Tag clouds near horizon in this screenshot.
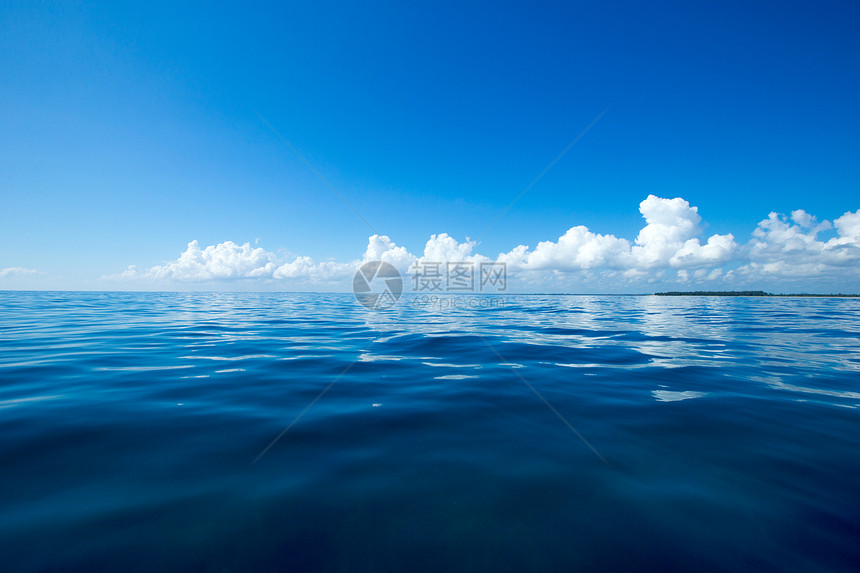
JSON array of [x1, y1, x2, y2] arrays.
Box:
[[103, 196, 860, 292]]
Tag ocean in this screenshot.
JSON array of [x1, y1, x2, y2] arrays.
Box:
[[1, 291, 858, 571]]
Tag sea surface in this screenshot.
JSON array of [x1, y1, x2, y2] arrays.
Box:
[[1, 291, 859, 572]]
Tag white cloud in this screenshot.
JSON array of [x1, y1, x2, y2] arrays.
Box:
[[107, 197, 860, 292], [668, 234, 736, 268], [419, 233, 485, 263], [503, 226, 630, 271], [363, 234, 417, 270], [631, 195, 737, 269], [734, 208, 860, 281], [834, 210, 860, 243], [499, 195, 737, 274], [632, 195, 703, 267], [141, 240, 279, 281], [111, 235, 414, 285], [0, 267, 40, 277]]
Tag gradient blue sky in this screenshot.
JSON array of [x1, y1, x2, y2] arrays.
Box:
[[2, 1, 859, 291]]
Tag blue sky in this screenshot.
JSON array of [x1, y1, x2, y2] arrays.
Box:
[[2, 1, 859, 292]]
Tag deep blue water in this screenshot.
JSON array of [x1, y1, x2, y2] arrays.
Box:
[[1, 292, 859, 572]]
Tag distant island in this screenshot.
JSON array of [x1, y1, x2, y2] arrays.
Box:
[[655, 291, 860, 297]]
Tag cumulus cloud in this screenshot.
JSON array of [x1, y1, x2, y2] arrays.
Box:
[[834, 210, 860, 243], [419, 233, 485, 263], [732, 208, 860, 282], [499, 195, 737, 275], [635, 196, 736, 269], [108, 196, 860, 291], [502, 226, 630, 271], [111, 235, 414, 284], [122, 240, 279, 281], [363, 234, 417, 270]]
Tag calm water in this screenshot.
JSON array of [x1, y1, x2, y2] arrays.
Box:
[[1, 292, 859, 572]]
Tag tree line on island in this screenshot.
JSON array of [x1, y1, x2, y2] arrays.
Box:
[[654, 291, 859, 297]]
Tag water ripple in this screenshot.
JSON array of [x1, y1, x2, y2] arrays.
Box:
[[0, 292, 858, 571]]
